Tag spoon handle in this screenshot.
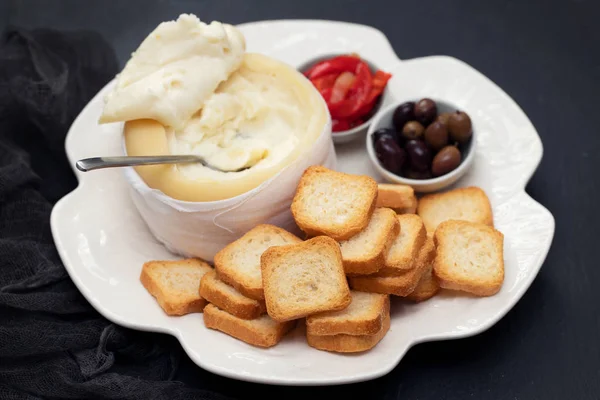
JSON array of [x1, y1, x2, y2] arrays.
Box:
[[75, 155, 201, 172]]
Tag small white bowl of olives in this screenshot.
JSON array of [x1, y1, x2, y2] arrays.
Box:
[[366, 98, 476, 193]]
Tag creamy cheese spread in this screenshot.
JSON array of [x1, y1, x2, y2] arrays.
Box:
[[99, 14, 328, 202], [167, 55, 304, 176], [100, 14, 245, 130]]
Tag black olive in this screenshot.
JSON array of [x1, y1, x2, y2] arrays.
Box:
[[414, 98, 438, 126], [372, 128, 401, 146], [405, 139, 432, 172], [375, 136, 406, 174], [392, 102, 415, 131]]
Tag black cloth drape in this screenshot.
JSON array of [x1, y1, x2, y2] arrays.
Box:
[[0, 27, 233, 400]]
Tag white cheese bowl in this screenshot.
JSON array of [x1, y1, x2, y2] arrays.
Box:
[[121, 115, 335, 262]]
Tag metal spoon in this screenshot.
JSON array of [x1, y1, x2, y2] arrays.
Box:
[[75, 155, 248, 173]]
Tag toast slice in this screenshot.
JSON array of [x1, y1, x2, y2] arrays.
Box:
[[433, 220, 504, 296], [339, 208, 399, 275], [261, 236, 351, 322], [140, 258, 212, 316], [291, 166, 378, 240], [417, 186, 494, 234], [405, 265, 440, 302], [306, 291, 389, 336], [203, 304, 296, 348], [378, 214, 427, 274], [214, 224, 301, 301], [199, 270, 266, 320], [349, 238, 436, 297], [306, 309, 391, 353], [376, 184, 417, 214]]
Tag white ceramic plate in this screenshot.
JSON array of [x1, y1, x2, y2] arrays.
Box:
[[50, 20, 555, 386]]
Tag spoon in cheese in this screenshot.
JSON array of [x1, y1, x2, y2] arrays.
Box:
[[75, 155, 250, 173]]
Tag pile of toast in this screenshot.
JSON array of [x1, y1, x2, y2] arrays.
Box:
[[140, 165, 504, 352]]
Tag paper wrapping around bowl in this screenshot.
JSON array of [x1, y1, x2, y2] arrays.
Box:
[[123, 121, 336, 262]]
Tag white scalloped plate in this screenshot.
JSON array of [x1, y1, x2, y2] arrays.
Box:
[[50, 20, 555, 385]]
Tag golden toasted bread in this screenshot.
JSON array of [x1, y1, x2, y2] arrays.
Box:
[[261, 236, 351, 322], [378, 214, 427, 274], [306, 308, 390, 353], [405, 265, 440, 302], [214, 224, 301, 301], [199, 270, 266, 320], [203, 304, 296, 348], [291, 166, 378, 240], [417, 186, 494, 234], [349, 238, 435, 296], [376, 184, 417, 214], [339, 208, 399, 275], [306, 291, 389, 336], [140, 258, 212, 316], [433, 220, 504, 296]]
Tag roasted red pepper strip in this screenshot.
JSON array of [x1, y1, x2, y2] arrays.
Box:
[[319, 87, 333, 103], [303, 60, 324, 78], [354, 93, 381, 119], [330, 71, 356, 104], [310, 73, 338, 92], [354, 70, 392, 117], [352, 118, 365, 127], [372, 70, 392, 89], [354, 98, 377, 119], [327, 61, 373, 119], [332, 119, 351, 132], [304, 53, 361, 77], [307, 55, 362, 80], [306, 54, 392, 130]]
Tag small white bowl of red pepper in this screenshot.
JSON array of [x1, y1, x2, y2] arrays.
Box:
[[299, 54, 392, 144]]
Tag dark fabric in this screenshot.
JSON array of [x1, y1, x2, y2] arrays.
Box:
[[0, 28, 234, 400]]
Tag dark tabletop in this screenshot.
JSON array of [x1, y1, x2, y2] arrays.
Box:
[[4, 0, 599, 399]]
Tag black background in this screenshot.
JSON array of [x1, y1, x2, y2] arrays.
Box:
[[3, 0, 599, 399]]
